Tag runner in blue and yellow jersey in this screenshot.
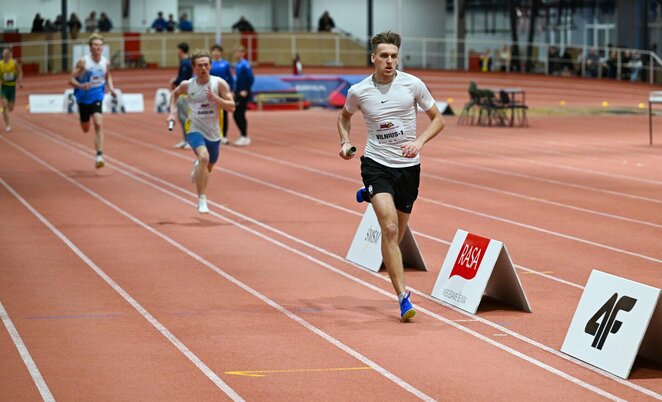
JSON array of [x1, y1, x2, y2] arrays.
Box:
[[167, 50, 235, 214], [0, 47, 23, 132], [69, 33, 115, 169]]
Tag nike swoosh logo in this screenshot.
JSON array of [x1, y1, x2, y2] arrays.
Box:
[[381, 100, 389, 104]]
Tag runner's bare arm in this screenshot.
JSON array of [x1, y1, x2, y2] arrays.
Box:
[[16, 61, 23, 88], [208, 79, 235, 112], [337, 108, 355, 159], [167, 81, 188, 124], [401, 104, 445, 158], [106, 60, 115, 95], [68, 59, 88, 90]]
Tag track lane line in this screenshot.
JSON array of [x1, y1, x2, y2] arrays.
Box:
[[248, 134, 661, 229], [1, 135, 435, 402], [104, 124, 662, 264], [0, 179, 244, 402], [8, 124, 639, 401], [13, 119, 662, 398], [219, 121, 662, 205], [0, 300, 54, 402]]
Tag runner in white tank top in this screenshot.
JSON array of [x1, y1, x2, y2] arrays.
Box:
[[185, 75, 224, 141], [337, 31, 445, 321], [167, 50, 234, 214]]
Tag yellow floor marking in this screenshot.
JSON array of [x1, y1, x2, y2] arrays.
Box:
[[225, 366, 372, 378]]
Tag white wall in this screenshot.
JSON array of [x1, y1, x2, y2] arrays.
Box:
[[1, 0, 122, 32], [178, 0, 272, 32], [130, 0, 178, 32], [310, 0, 445, 40]]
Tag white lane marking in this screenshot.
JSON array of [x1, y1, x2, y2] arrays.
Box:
[[0, 300, 55, 401], [0, 180, 244, 402], [14, 120, 661, 399], [7, 129, 629, 402], [1, 136, 434, 402]]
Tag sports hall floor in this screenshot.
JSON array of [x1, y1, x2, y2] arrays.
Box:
[[0, 67, 660, 401]]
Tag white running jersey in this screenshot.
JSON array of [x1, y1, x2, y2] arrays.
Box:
[[185, 76, 223, 141], [344, 71, 435, 168]]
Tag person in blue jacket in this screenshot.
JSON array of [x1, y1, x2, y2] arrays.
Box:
[[170, 42, 193, 149], [232, 46, 254, 146], [209, 44, 234, 144]]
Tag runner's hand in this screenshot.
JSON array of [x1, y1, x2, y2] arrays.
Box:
[[205, 87, 217, 102], [401, 141, 421, 158], [339, 142, 354, 160]]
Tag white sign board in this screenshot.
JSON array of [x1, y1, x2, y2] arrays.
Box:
[[29, 95, 68, 114], [29, 89, 143, 114], [102, 89, 125, 114], [561, 270, 661, 379], [120, 94, 145, 113], [431, 229, 531, 314], [346, 204, 427, 272], [154, 88, 171, 113], [63, 89, 77, 113], [650, 91, 662, 103]]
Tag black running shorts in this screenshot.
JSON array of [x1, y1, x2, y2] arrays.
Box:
[[360, 156, 420, 214], [78, 101, 103, 123]]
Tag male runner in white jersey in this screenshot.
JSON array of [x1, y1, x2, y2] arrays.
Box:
[[167, 50, 235, 213], [337, 31, 445, 321]]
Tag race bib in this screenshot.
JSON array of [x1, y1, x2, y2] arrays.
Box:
[[192, 102, 216, 120], [3, 72, 15, 81], [373, 119, 405, 144]]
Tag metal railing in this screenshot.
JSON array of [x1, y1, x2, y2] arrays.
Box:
[[5, 32, 662, 84]]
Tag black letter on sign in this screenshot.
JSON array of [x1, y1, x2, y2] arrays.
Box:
[[585, 293, 637, 350]]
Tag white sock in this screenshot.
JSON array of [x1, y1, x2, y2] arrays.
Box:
[[199, 195, 206, 201], [398, 291, 408, 303]]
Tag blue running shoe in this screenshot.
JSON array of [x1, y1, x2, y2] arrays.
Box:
[[399, 291, 416, 321], [356, 187, 370, 203]]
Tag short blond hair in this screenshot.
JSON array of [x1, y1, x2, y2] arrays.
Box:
[[191, 49, 211, 66], [88, 33, 104, 47]]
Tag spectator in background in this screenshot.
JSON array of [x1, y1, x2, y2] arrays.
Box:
[[85, 11, 97, 33], [293, 53, 302, 75], [178, 14, 193, 32], [151, 12, 167, 32], [629, 51, 643, 81], [479, 48, 492, 72], [53, 15, 63, 32], [561, 47, 575, 76], [604, 49, 618, 79], [621, 50, 632, 80], [68, 13, 82, 39], [98, 12, 113, 32], [232, 16, 254, 33], [43, 19, 56, 32], [210, 44, 234, 144], [548, 45, 561, 75], [166, 14, 177, 32], [498, 44, 511, 72], [31, 13, 44, 33], [583, 48, 600, 78], [317, 11, 335, 32], [232, 46, 254, 146]]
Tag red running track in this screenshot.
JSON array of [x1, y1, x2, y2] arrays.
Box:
[[1, 69, 661, 401]]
